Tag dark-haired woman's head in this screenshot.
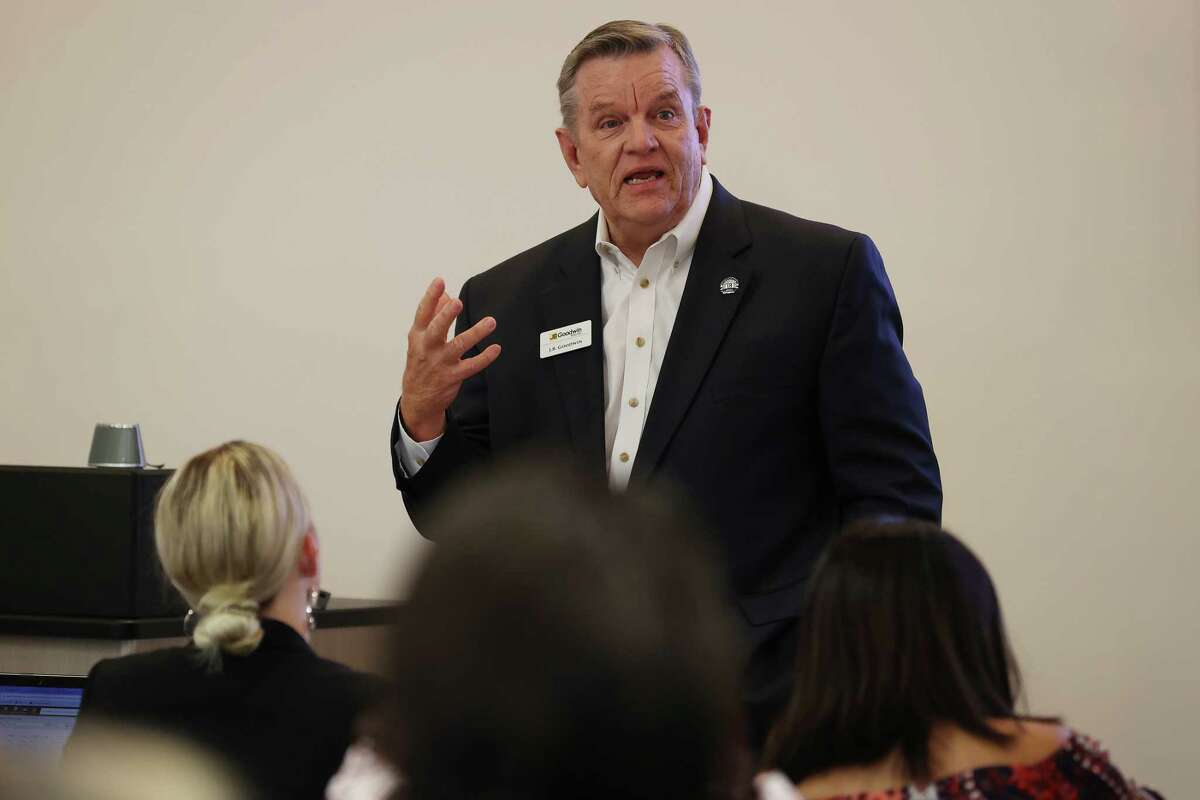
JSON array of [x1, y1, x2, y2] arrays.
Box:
[[383, 458, 746, 800], [763, 519, 1021, 784]]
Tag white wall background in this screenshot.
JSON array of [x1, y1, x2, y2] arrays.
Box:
[[2, 1, 1196, 793]]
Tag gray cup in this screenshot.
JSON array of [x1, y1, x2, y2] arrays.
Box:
[[87, 423, 146, 468]]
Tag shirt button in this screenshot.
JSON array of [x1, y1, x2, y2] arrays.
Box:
[[416, 458, 425, 467], [639, 278, 650, 288], [628, 398, 639, 408], [619, 452, 630, 463], [635, 336, 645, 348]]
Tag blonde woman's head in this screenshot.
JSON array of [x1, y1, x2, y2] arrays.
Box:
[[154, 441, 313, 659]]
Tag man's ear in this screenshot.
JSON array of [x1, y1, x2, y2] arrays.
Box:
[[695, 105, 712, 166], [555, 127, 589, 188], [298, 528, 319, 579]]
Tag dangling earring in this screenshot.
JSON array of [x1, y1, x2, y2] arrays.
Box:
[[183, 608, 198, 638], [305, 587, 320, 632]]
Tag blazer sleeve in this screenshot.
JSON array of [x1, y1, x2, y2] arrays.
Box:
[[818, 234, 942, 523], [75, 658, 115, 718], [62, 657, 118, 761], [391, 276, 493, 533]]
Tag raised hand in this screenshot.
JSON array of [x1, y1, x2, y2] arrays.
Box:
[[399, 277, 501, 441]]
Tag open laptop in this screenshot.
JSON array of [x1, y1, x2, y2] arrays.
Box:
[[0, 674, 87, 760]]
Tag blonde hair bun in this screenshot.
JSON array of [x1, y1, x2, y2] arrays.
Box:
[[192, 585, 264, 656]]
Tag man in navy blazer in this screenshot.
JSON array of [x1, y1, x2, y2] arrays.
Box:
[[390, 20, 941, 744]]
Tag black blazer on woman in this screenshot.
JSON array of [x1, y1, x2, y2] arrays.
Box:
[[68, 620, 380, 800]]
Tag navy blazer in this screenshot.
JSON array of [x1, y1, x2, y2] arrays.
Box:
[[391, 176, 941, 719], [68, 620, 380, 800]]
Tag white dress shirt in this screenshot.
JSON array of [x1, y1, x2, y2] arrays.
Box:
[[396, 169, 714, 491]]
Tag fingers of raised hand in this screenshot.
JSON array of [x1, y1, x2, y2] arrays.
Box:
[[447, 316, 497, 360], [422, 295, 463, 346], [455, 343, 502, 380], [433, 292, 454, 318], [413, 278, 446, 328]]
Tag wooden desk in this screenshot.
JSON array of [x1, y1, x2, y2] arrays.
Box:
[[0, 598, 397, 676]]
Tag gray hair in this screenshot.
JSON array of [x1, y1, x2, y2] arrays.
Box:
[[557, 20, 702, 131]]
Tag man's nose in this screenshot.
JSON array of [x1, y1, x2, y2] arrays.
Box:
[[623, 117, 659, 153]]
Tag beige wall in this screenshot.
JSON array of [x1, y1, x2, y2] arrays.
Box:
[[2, 1, 1196, 793]]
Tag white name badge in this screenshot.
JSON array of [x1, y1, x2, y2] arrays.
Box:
[[539, 320, 592, 359]]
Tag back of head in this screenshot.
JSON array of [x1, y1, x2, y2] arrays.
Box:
[[385, 459, 744, 800], [764, 519, 1020, 784], [154, 440, 310, 661]]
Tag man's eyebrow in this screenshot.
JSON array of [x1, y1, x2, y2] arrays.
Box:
[[587, 99, 616, 114], [653, 89, 683, 105]]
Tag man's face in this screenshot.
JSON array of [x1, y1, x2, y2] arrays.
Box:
[[556, 46, 711, 247]]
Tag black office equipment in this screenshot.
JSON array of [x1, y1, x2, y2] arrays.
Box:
[[0, 466, 186, 618]]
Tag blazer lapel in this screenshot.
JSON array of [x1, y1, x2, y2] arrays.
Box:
[[538, 216, 607, 478], [630, 177, 753, 484]]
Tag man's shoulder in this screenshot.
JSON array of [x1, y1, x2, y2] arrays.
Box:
[[737, 196, 867, 259], [464, 216, 596, 296], [704, 175, 866, 257]]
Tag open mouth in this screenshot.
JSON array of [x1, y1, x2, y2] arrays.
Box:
[[624, 170, 665, 185]]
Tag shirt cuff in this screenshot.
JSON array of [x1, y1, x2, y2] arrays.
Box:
[[395, 407, 443, 477]]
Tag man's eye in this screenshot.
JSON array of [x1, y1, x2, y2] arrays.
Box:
[[599, 119, 621, 130], [657, 109, 676, 121]]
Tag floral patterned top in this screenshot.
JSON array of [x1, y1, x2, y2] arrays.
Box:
[[756, 730, 1163, 800]]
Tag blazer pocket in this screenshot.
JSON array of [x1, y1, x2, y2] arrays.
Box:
[[736, 578, 809, 627]]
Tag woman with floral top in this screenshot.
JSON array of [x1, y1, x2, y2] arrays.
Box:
[[759, 520, 1161, 800]]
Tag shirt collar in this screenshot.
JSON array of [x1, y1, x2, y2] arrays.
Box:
[[594, 167, 713, 268]]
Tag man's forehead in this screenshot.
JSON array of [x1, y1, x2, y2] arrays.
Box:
[[575, 49, 687, 103]]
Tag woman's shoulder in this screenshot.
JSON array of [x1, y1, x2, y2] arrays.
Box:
[[1047, 729, 1163, 798], [301, 654, 387, 706], [757, 725, 1163, 800], [80, 645, 208, 714], [945, 725, 1161, 800], [87, 645, 202, 687]]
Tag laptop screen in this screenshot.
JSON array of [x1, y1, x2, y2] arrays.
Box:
[[0, 674, 86, 760]]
